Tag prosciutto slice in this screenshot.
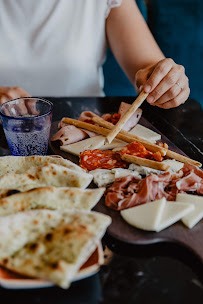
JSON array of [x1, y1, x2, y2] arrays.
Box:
[[105, 172, 171, 210], [105, 163, 203, 210], [176, 163, 203, 195]]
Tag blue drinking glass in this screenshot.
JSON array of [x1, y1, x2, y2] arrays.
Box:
[[0, 97, 53, 156]]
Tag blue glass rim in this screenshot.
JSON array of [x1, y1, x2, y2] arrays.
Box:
[[0, 97, 53, 120]]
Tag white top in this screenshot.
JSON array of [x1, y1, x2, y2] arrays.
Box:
[[0, 0, 122, 97]]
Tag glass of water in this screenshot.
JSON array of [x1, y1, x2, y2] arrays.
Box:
[[0, 97, 53, 156]]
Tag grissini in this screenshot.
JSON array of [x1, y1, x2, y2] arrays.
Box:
[[104, 90, 149, 144], [92, 116, 166, 156], [165, 149, 201, 168], [92, 117, 202, 168], [121, 154, 170, 171], [61, 118, 167, 156]]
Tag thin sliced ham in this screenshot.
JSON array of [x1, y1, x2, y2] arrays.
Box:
[[105, 163, 203, 210], [118, 102, 142, 131], [176, 163, 203, 195], [51, 125, 88, 145], [80, 129, 97, 138], [78, 111, 99, 121], [53, 104, 142, 147], [105, 172, 171, 210]]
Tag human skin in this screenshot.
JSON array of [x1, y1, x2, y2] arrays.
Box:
[[0, 87, 31, 105], [106, 0, 190, 109], [0, 0, 189, 108]]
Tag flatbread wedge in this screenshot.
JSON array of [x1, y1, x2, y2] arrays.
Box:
[[0, 164, 93, 191], [0, 187, 105, 216], [0, 210, 111, 288], [0, 155, 83, 176]]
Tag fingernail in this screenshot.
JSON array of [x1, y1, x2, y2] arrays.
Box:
[[148, 96, 154, 103], [139, 85, 143, 92], [144, 85, 151, 93]]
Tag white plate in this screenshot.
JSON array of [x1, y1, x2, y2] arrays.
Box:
[[0, 243, 103, 289]]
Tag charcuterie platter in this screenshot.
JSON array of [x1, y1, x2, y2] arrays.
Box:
[[49, 104, 203, 263]]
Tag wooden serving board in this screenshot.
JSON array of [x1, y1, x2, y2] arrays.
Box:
[[49, 118, 203, 263]]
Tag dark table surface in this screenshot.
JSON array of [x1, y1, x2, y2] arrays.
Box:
[[0, 97, 203, 303]]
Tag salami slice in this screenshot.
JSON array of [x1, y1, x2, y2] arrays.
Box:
[[120, 141, 163, 162], [79, 149, 128, 171], [105, 113, 121, 125]]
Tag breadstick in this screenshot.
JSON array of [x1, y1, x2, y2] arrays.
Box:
[[105, 91, 149, 144], [92, 116, 167, 156], [92, 116, 202, 168], [166, 150, 201, 168], [121, 154, 170, 171], [61, 117, 166, 155]]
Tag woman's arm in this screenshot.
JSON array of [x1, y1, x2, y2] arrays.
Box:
[[106, 0, 190, 109]]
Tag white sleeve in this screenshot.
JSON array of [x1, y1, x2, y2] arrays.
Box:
[[105, 0, 122, 18]]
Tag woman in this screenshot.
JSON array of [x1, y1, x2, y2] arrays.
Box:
[[0, 0, 189, 109]]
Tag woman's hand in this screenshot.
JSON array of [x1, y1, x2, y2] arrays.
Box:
[[0, 86, 31, 104], [135, 58, 190, 109]]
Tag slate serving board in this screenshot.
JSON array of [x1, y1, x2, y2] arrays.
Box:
[[49, 118, 203, 263]]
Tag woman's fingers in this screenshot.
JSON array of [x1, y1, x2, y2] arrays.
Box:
[[143, 58, 174, 93], [0, 86, 31, 104], [152, 74, 189, 106], [157, 87, 190, 109], [146, 65, 184, 104], [135, 58, 190, 109]]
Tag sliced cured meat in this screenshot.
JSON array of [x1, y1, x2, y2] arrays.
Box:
[[101, 113, 111, 121], [51, 125, 88, 146], [79, 149, 128, 171], [175, 163, 203, 194], [58, 120, 68, 129], [105, 172, 171, 210], [80, 129, 97, 138], [118, 102, 142, 131], [105, 163, 203, 211], [176, 172, 202, 192], [78, 111, 99, 122], [105, 113, 121, 125], [120, 141, 163, 162]]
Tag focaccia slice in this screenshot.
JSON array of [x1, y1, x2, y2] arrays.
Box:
[[0, 210, 111, 289], [0, 187, 105, 216], [0, 155, 83, 176], [0, 164, 93, 191]]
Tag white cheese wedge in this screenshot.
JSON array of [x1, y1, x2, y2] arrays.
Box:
[[60, 136, 126, 156], [120, 198, 166, 231], [156, 201, 194, 232], [162, 159, 184, 173], [89, 169, 115, 187], [111, 168, 141, 179], [176, 193, 203, 228], [99, 139, 126, 150], [130, 124, 161, 143]]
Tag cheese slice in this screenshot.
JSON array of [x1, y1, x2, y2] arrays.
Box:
[[156, 201, 194, 232], [130, 124, 161, 143], [120, 198, 166, 231], [176, 193, 203, 228], [89, 169, 115, 187], [111, 168, 141, 179], [128, 163, 163, 176], [162, 159, 184, 173], [60, 136, 126, 156]]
